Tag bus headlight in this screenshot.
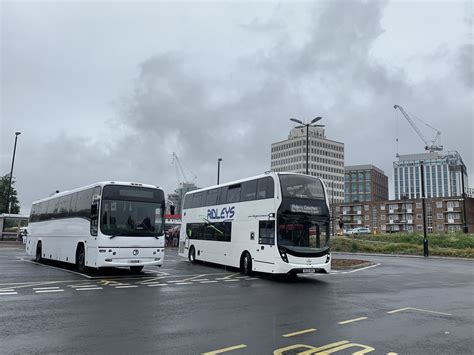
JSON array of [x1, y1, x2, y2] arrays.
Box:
[[278, 247, 288, 263]]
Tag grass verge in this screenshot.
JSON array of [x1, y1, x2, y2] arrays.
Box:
[[331, 233, 474, 258]]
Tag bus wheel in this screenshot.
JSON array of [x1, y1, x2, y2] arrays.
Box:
[[188, 246, 196, 263], [241, 252, 252, 276], [130, 266, 144, 274], [76, 244, 86, 273], [35, 242, 43, 263]]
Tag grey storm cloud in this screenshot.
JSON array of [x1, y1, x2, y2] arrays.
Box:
[[2, 0, 472, 212]]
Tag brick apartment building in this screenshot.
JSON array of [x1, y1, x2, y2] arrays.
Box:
[[335, 196, 474, 234]]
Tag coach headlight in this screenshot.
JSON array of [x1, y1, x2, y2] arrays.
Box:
[[278, 247, 288, 263]]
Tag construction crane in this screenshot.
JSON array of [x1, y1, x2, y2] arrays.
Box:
[[394, 104, 443, 154], [172, 152, 197, 186]]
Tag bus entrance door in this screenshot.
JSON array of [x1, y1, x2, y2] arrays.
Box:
[[254, 220, 276, 273]]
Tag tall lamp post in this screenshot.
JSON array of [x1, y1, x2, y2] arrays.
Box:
[[420, 161, 429, 257], [217, 158, 222, 185], [289, 117, 323, 175], [460, 164, 468, 233], [5, 132, 21, 213]]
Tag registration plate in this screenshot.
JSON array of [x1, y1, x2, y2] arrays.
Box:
[[130, 260, 140, 263], [302, 268, 315, 273]]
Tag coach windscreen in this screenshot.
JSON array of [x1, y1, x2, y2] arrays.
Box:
[[100, 185, 165, 237]]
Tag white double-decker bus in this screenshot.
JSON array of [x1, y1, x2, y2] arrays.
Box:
[[26, 182, 166, 273], [178, 172, 331, 276]]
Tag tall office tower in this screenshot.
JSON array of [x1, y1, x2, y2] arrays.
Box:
[[393, 151, 468, 199], [271, 126, 345, 204], [344, 165, 389, 203]]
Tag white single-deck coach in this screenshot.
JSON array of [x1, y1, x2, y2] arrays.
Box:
[[26, 181, 166, 273], [178, 172, 331, 276]]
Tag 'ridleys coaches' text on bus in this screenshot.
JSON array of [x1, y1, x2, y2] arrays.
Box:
[[178, 172, 331, 276], [26, 182, 166, 273]]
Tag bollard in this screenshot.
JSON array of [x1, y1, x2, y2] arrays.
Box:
[[423, 237, 429, 257]]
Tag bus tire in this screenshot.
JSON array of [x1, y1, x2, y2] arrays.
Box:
[[35, 242, 43, 263], [241, 252, 252, 276], [76, 244, 86, 273], [130, 266, 144, 273], [188, 246, 196, 264]]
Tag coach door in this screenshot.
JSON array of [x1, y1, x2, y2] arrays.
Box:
[[90, 187, 101, 237], [254, 220, 276, 272]]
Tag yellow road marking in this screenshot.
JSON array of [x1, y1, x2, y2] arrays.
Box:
[[202, 344, 247, 354], [282, 328, 317, 337], [317, 342, 375, 354], [387, 352, 398, 355], [221, 273, 240, 280], [273, 341, 349, 355], [338, 317, 368, 325], [387, 307, 452, 316]]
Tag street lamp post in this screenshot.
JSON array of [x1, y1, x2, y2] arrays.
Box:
[[5, 132, 21, 214], [460, 164, 468, 233], [420, 161, 429, 257], [290, 117, 323, 175], [217, 158, 222, 185]]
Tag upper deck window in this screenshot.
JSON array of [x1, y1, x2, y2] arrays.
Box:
[[279, 174, 325, 200]]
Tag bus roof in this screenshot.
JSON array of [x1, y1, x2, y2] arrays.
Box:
[[184, 172, 324, 196], [32, 181, 162, 205]]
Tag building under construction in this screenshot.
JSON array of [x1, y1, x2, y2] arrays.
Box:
[[393, 151, 468, 200]]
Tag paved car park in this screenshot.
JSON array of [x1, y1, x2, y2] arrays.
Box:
[[0, 245, 473, 354]]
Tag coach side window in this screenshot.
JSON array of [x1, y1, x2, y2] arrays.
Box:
[[257, 177, 274, 199], [30, 204, 38, 222], [58, 196, 71, 218], [227, 184, 241, 203], [183, 194, 193, 209], [241, 180, 257, 201], [218, 186, 228, 205], [191, 193, 202, 208], [46, 198, 58, 220], [206, 189, 218, 206], [69, 193, 78, 217], [200, 191, 208, 207], [76, 188, 94, 219], [38, 201, 48, 222]]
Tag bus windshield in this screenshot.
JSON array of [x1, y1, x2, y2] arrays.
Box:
[[100, 186, 165, 237], [277, 216, 329, 249], [279, 174, 325, 200]]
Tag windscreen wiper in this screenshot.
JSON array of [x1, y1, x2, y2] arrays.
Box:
[[109, 232, 130, 239]]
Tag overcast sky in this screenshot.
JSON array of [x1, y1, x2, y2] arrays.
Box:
[[1, 0, 473, 214]]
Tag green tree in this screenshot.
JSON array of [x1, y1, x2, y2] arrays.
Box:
[[0, 174, 20, 214]]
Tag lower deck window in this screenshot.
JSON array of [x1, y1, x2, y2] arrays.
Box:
[[186, 222, 231, 242]]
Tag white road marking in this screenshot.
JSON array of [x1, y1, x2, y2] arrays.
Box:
[[387, 307, 452, 316], [147, 283, 167, 287], [0, 292, 18, 296], [337, 263, 381, 274], [35, 289, 64, 293], [114, 285, 138, 289], [175, 282, 193, 285], [76, 287, 103, 291], [33, 286, 60, 290], [200, 281, 218, 284], [223, 279, 240, 282]]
